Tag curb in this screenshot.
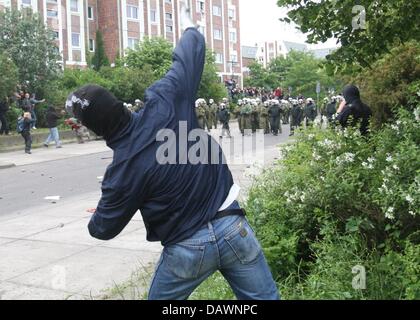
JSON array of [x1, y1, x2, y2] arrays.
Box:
[[0, 162, 15, 169]]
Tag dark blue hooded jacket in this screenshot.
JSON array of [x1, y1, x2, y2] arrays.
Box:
[[88, 28, 234, 246]]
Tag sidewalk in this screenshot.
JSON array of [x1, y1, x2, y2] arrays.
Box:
[[0, 125, 289, 300], [0, 140, 110, 168]]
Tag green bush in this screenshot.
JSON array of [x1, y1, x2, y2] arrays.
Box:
[[246, 107, 420, 299], [5, 105, 22, 132], [351, 41, 420, 127], [100, 66, 155, 102]]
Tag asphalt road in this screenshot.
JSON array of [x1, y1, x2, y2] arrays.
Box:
[[0, 124, 290, 217], [0, 151, 113, 216]]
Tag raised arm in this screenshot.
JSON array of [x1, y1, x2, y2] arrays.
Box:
[[163, 27, 205, 102]]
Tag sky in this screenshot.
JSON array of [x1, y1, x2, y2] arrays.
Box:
[[240, 0, 337, 49]]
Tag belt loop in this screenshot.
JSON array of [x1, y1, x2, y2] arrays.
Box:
[[207, 221, 216, 242]]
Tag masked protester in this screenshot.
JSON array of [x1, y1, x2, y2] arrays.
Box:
[[65, 1, 278, 301], [336, 85, 372, 135]]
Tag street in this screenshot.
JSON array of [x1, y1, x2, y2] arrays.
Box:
[[0, 123, 291, 300]]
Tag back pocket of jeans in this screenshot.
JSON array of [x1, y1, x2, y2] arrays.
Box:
[[163, 244, 206, 279], [224, 219, 262, 264]]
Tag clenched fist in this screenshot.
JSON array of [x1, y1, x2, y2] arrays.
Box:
[[180, 0, 196, 31]]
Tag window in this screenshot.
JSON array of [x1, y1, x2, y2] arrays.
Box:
[[196, 0, 204, 13], [165, 13, 172, 20], [21, 0, 31, 6], [88, 6, 94, 20], [215, 53, 223, 64], [229, 31, 236, 43], [70, 0, 78, 12], [127, 5, 139, 19], [213, 5, 221, 16], [72, 33, 80, 47], [166, 25, 173, 33], [165, 0, 171, 3], [52, 31, 59, 40], [47, 9, 58, 18], [230, 53, 238, 63], [198, 26, 205, 36], [150, 9, 157, 23], [228, 8, 235, 19], [127, 37, 139, 49], [213, 29, 222, 40], [89, 39, 95, 52]]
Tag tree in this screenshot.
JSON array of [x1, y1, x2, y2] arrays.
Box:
[[197, 50, 227, 102], [125, 38, 226, 101], [244, 51, 340, 98], [100, 65, 155, 102], [0, 8, 61, 96], [283, 51, 339, 99], [244, 61, 274, 88], [91, 31, 109, 71], [124, 37, 173, 79], [351, 41, 420, 127], [277, 0, 420, 73], [0, 53, 18, 99]]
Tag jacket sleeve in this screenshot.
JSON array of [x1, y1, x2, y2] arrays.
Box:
[[149, 28, 205, 109], [88, 187, 139, 240], [336, 106, 352, 127]]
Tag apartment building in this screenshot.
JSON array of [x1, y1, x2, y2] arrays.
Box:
[[0, 0, 242, 84]]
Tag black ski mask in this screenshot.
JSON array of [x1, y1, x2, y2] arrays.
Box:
[[66, 85, 131, 141], [343, 85, 361, 105]]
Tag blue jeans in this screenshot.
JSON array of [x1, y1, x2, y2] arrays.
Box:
[[44, 127, 61, 147], [30, 110, 37, 128], [148, 202, 280, 300]]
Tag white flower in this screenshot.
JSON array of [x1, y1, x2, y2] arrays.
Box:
[[362, 162, 374, 169], [386, 155, 393, 162], [385, 207, 395, 220], [308, 134, 315, 140], [405, 195, 414, 204], [414, 107, 420, 122], [312, 152, 321, 161], [393, 165, 399, 171], [300, 194, 306, 202], [409, 211, 415, 217], [367, 157, 375, 163], [391, 124, 399, 131]]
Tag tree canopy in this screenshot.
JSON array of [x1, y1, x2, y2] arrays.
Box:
[[245, 51, 340, 98], [0, 53, 18, 100], [124, 37, 173, 79], [0, 8, 61, 96], [91, 31, 110, 71], [277, 0, 420, 73]]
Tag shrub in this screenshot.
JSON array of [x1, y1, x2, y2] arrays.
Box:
[[246, 107, 420, 299], [6, 105, 22, 132], [351, 41, 420, 127]]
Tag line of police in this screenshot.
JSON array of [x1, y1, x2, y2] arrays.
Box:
[[193, 95, 342, 137]]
